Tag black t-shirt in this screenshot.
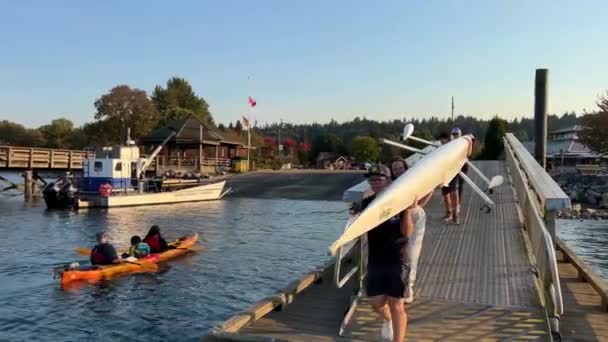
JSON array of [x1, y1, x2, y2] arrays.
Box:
[[360, 195, 407, 266], [461, 162, 469, 174], [90, 243, 118, 265]]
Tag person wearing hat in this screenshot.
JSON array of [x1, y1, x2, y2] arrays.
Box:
[[390, 156, 433, 304], [90, 232, 121, 265], [358, 163, 415, 342], [451, 128, 469, 219]]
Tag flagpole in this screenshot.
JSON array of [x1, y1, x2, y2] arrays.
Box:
[[247, 76, 252, 172]]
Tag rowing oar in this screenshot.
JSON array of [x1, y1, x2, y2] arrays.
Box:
[[74, 248, 158, 272]]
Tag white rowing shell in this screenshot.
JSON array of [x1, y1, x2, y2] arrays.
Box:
[[328, 135, 473, 256]]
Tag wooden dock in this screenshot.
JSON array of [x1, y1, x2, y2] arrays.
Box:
[[206, 161, 554, 341], [556, 240, 608, 341], [0, 145, 92, 170]]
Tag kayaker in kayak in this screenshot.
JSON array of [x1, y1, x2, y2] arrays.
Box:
[[121, 235, 151, 259], [143, 225, 170, 253], [90, 232, 121, 265]]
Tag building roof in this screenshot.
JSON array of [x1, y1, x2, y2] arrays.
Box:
[[524, 140, 597, 158], [315, 152, 339, 162], [140, 115, 244, 146], [549, 125, 584, 135]]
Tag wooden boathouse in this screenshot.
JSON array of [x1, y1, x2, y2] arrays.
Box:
[[140, 115, 252, 174]]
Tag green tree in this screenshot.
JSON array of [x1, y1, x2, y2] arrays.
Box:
[[94, 85, 160, 142], [479, 116, 507, 160], [578, 93, 608, 156], [79, 120, 121, 147], [0, 120, 30, 145], [152, 77, 213, 126], [311, 133, 346, 159], [218, 123, 226, 131], [235, 120, 243, 134], [352, 136, 380, 162], [38, 118, 74, 148]]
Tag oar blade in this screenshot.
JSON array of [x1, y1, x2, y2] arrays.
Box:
[[401, 124, 415, 141], [487, 175, 504, 190]]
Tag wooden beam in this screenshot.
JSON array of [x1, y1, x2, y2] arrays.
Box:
[[556, 239, 608, 311]]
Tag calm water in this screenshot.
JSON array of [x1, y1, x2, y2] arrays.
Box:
[[0, 194, 346, 342], [558, 219, 608, 279]]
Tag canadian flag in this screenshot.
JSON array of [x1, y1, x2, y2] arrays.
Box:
[[248, 96, 257, 107]]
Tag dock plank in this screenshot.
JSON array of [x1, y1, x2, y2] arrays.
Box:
[[557, 250, 608, 341]]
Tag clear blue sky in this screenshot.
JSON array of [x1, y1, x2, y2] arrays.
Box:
[[1, 0, 607, 128]]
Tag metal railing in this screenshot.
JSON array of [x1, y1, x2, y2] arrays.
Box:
[[504, 133, 570, 337]]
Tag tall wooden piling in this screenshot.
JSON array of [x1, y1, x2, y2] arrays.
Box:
[[23, 170, 33, 199], [534, 69, 549, 169]]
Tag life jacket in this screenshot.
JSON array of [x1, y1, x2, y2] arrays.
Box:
[[144, 234, 160, 253], [90, 246, 107, 265], [129, 243, 150, 258]]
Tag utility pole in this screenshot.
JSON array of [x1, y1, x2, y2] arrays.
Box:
[[451, 96, 455, 130], [278, 119, 283, 159]]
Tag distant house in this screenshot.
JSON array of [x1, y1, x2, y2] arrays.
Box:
[[315, 153, 353, 169], [524, 125, 607, 173], [140, 115, 251, 174], [315, 152, 338, 169], [334, 156, 353, 169]]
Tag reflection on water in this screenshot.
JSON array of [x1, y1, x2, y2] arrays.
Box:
[[0, 195, 347, 341], [558, 219, 608, 280]]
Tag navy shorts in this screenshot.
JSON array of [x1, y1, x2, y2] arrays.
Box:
[[366, 264, 410, 298], [441, 177, 459, 195]]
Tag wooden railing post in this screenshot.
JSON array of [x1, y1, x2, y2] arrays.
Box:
[[29, 148, 33, 169], [68, 151, 73, 169], [545, 209, 557, 246], [7, 146, 12, 168]]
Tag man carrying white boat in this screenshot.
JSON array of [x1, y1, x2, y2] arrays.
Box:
[[355, 164, 416, 342]]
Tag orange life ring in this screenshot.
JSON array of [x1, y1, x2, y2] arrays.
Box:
[[98, 183, 112, 197]]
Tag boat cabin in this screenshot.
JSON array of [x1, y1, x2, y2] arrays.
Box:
[[80, 144, 144, 193]]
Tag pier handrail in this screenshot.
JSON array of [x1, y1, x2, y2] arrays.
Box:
[[504, 134, 570, 242], [504, 133, 564, 335], [334, 240, 359, 288]]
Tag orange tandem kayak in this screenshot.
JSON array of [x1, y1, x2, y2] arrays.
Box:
[[59, 234, 198, 287]]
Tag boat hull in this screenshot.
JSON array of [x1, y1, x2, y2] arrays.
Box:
[[329, 136, 473, 255], [77, 181, 227, 208]]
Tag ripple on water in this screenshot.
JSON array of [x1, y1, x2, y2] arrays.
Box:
[[557, 219, 608, 280], [0, 196, 346, 341]]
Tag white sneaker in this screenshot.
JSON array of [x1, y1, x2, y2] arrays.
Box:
[[381, 320, 393, 341], [404, 286, 414, 304]]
